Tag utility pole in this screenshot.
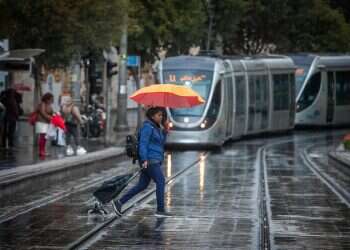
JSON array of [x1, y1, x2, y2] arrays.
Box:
[[115, 2, 129, 131], [206, 0, 214, 51], [102, 60, 108, 145], [103, 47, 118, 144], [84, 59, 90, 138]]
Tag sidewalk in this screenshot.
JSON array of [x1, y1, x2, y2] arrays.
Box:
[[0, 110, 139, 196], [0, 109, 139, 171], [329, 143, 350, 167]]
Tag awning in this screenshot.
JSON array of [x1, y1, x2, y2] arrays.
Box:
[[0, 49, 45, 61], [0, 49, 45, 71]]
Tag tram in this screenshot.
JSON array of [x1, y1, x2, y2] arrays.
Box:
[[158, 55, 296, 146], [291, 54, 350, 126]]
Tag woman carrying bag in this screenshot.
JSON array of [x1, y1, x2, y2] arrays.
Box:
[[36, 93, 54, 157]]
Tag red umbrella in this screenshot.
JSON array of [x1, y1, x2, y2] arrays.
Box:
[[51, 114, 66, 130]]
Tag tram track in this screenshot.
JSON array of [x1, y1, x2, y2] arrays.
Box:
[[68, 134, 341, 250], [66, 152, 208, 250], [1, 131, 348, 249], [71, 138, 290, 250], [301, 146, 350, 207], [258, 131, 349, 250]]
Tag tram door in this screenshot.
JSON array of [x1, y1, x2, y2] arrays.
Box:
[[254, 76, 262, 130], [234, 75, 246, 136], [260, 75, 269, 130], [289, 74, 296, 127], [248, 76, 256, 132], [225, 76, 234, 137], [326, 72, 335, 123]]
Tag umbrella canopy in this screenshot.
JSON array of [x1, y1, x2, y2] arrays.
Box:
[[129, 84, 205, 108]]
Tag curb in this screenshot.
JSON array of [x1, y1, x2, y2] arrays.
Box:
[[0, 147, 125, 189], [329, 151, 350, 168]]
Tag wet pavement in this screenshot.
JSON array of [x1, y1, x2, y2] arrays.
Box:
[[265, 132, 350, 249], [86, 140, 263, 250], [0, 138, 107, 170], [0, 130, 349, 249], [0, 109, 139, 170]]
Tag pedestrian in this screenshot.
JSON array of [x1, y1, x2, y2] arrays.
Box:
[[0, 88, 23, 148], [36, 92, 54, 157], [61, 96, 86, 156], [112, 106, 172, 217]]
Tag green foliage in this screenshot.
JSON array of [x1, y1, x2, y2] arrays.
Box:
[[128, 0, 206, 60], [213, 0, 350, 54], [282, 0, 350, 52], [1, 0, 350, 65], [343, 140, 350, 150], [0, 0, 124, 66]]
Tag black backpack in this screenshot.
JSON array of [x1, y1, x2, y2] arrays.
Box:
[[125, 133, 139, 164], [125, 126, 154, 164]]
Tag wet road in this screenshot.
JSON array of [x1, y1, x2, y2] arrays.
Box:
[[264, 134, 350, 249], [0, 130, 349, 249]]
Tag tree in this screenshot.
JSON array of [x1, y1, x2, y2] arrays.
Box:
[[128, 0, 206, 61], [213, 0, 350, 54], [283, 0, 350, 52], [0, 0, 124, 66]]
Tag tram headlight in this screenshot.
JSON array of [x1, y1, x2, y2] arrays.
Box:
[[200, 119, 207, 129], [168, 122, 173, 128]]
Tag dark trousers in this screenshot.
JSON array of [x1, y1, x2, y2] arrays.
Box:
[[2, 118, 16, 148], [119, 162, 165, 212], [66, 123, 79, 146]]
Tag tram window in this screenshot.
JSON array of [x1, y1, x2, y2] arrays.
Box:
[[297, 72, 321, 112], [336, 71, 350, 106], [289, 73, 296, 101], [235, 76, 245, 115], [273, 74, 289, 110], [261, 75, 269, 108]]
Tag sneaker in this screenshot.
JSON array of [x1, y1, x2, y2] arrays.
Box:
[[76, 146, 87, 155], [155, 210, 173, 217], [66, 145, 74, 156], [111, 200, 123, 216]]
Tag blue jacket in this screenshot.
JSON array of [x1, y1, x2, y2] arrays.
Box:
[[138, 120, 166, 163]]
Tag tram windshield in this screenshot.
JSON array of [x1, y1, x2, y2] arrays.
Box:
[[163, 70, 213, 119], [290, 55, 314, 96], [295, 64, 311, 96]]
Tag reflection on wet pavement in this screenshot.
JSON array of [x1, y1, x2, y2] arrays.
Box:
[[265, 132, 350, 250], [0, 131, 349, 249], [86, 142, 262, 249]]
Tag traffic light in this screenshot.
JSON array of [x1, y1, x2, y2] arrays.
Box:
[[107, 61, 118, 78]]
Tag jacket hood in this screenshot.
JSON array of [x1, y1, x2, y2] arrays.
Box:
[[144, 119, 160, 128]]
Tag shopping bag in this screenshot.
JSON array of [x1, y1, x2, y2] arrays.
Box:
[[46, 124, 57, 141], [55, 128, 66, 146], [93, 170, 141, 204]]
